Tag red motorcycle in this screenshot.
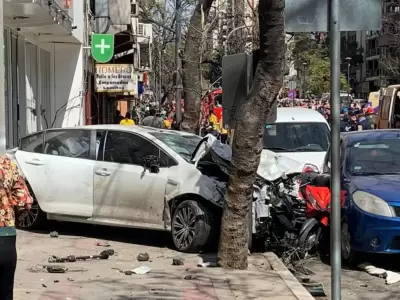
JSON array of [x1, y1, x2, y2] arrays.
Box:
[[297, 164, 346, 254]]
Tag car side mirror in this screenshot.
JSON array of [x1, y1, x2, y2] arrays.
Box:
[[143, 155, 160, 174]]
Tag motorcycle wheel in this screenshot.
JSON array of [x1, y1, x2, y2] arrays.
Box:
[[299, 222, 322, 256]]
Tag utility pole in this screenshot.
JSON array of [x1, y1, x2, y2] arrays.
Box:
[[175, 0, 183, 124], [329, 0, 342, 299], [0, 0, 6, 154]]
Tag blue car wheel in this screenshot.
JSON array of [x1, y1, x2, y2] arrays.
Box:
[[341, 220, 358, 265]]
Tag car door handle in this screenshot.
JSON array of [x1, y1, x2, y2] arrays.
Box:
[[25, 159, 44, 166], [95, 169, 111, 176]]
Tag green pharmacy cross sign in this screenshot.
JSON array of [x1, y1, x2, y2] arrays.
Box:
[[91, 34, 114, 63]]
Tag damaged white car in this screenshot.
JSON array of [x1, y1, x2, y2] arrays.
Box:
[[13, 125, 229, 252]]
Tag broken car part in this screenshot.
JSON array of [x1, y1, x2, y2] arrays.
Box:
[[48, 250, 113, 263]]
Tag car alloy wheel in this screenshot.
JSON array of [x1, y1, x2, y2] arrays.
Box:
[[172, 205, 196, 250], [341, 222, 352, 260], [171, 200, 213, 253], [17, 202, 39, 228]]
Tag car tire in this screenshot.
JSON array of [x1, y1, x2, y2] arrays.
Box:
[[15, 200, 47, 230], [341, 220, 358, 265], [171, 200, 213, 253]]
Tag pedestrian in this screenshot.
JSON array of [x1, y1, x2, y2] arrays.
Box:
[[120, 112, 135, 126], [141, 108, 163, 128], [0, 155, 33, 300], [114, 110, 124, 124]]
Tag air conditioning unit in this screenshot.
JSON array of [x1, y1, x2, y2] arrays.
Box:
[[131, 2, 139, 17], [137, 23, 153, 44]]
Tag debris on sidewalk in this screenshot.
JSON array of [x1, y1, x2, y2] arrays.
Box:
[[47, 265, 68, 273], [48, 250, 114, 263], [96, 241, 110, 247], [172, 257, 185, 266], [184, 275, 192, 280], [358, 263, 400, 285], [112, 266, 151, 275], [197, 257, 217, 268], [137, 252, 150, 262], [28, 264, 88, 274], [302, 282, 326, 297], [49, 231, 59, 238], [131, 266, 151, 274]]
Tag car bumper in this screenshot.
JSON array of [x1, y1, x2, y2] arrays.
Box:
[[348, 205, 400, 254]]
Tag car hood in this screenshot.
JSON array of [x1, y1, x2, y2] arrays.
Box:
[[257, 150, 305, 181], [191, 135, 314, 182], [275, 152, 326, 171], [351, 175, 400, 202], [191, 134, 232, 175]]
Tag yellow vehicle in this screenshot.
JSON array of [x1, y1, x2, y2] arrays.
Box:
[[376, 84, 400, 129]]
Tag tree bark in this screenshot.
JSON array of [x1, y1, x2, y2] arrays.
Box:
[[180, 0, 214, 134], [217, 0, 285, 269]]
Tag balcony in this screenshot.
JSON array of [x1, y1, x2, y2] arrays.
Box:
[[366, 31, 379, 39], [366, 48, 380, 60], [3, 0, 76, 43], [366, 69, 380, 80], [54, 0, 73, 20]]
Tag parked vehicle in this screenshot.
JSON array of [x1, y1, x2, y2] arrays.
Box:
[[322, 129, 400, 264], [259, 107, 330, 176]]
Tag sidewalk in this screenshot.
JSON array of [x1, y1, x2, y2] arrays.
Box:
[[14, 229, 313, 300]]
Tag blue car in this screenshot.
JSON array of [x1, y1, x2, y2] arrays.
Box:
[[322, 130, 400, 264]]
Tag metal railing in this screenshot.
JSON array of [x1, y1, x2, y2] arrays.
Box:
[[366, 69, 379, 77], [367, 48, 380, 57], [53, 0, 73, 20]]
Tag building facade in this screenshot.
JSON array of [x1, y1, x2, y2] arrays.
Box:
[[2, 0, 89, 149]]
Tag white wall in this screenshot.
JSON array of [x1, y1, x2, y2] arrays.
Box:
[[51, 43, 84, 128]]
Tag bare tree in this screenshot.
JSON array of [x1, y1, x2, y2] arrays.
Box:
[[218, 0, 285, 269], [180, 0, 215, 133]]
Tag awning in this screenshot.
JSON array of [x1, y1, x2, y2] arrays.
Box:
[[3, 0, 78, 43]]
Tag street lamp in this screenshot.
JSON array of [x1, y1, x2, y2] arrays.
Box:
[[345, 57, 352, 101], [302, 62, 307, 100]]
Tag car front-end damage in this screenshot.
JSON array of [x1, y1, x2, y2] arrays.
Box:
[[190, 135, 308, 250], [252, 162, 306, 253]]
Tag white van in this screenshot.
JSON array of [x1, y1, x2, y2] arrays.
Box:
[[257, 107, 330, 180]]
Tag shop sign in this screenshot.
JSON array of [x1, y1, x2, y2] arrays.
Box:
[[91, 34, 114, 63], [95, 64, 138, 94]]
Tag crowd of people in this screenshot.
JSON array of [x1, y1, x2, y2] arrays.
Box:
[[279, 99, 378, 132], [113, 99, 231, 143]]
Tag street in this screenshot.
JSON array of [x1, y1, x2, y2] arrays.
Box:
[[294, 255, 400, 300], [14, 222, 305, 300]]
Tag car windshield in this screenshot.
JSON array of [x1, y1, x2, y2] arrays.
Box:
[[263, 122, 330, 152], [348, 139, 400, 176], [149, 132, 202, 162]]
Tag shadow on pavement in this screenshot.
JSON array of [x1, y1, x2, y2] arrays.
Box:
[[19, 221, 173, 250]]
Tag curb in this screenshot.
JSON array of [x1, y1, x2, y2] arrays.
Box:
[[263, 252, 315, 300]]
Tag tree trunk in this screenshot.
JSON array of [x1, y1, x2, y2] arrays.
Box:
[[180, 0, 214, 134], [217, 0, 285, 269]]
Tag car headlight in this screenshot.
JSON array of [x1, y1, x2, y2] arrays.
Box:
[[352, 191, 395, 217]]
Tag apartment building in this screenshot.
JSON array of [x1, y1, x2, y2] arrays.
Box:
[[354, 0, 400, 98], [2, 0, 88, 149]]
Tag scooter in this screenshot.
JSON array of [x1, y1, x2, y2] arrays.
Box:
[[297, 164, 346, 254]]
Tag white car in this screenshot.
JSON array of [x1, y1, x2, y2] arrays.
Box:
[[257, 107, 330, 179], [14, 125, 227, 252]]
